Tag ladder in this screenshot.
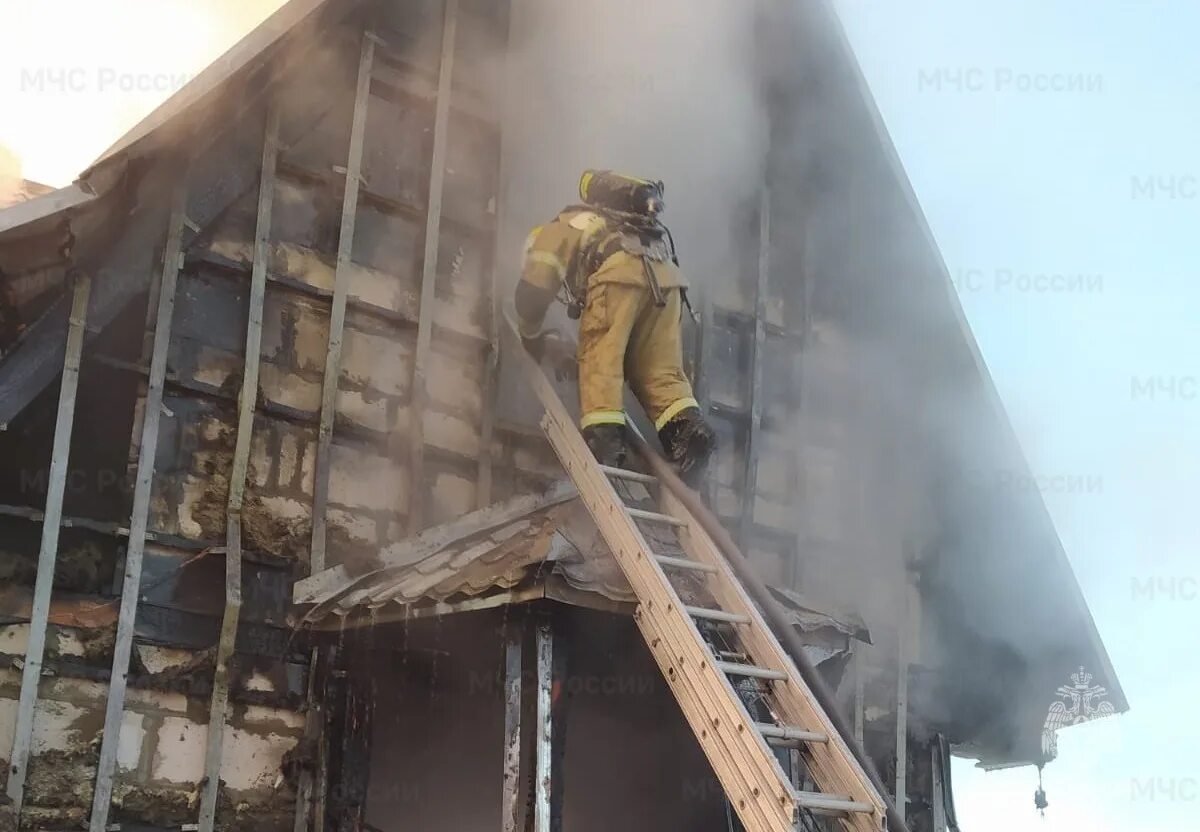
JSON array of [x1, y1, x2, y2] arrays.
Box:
[[504, 314, 889, 832]]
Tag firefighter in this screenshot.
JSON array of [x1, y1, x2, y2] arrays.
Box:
[[515, 170, 716, 479]]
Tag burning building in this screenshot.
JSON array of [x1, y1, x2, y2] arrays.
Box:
[[0, 1, 1124, 830]]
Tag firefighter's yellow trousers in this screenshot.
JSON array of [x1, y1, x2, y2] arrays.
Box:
[[577, 283, 698, 432]]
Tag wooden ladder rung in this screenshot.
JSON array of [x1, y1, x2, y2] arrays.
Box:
[[756, 724, 828, 745], [600, 464, 657, 485], [794, 792, 874, 815], [686, 605, 750, 625], [716, 660, 786, 681], [626, 506, 686, 527], [655, 554, 718, 574]]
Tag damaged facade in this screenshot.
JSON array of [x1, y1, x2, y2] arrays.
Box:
[[0, 1, 1124, 831]]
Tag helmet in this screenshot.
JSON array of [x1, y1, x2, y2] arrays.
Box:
[[579, 169, 665, 216]]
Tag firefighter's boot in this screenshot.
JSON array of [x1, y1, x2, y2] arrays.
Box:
[[658, 407, 716, 484], [582, 424, 629, 468]]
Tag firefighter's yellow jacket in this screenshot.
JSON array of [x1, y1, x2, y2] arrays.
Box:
[[518, 207, 698, 432]]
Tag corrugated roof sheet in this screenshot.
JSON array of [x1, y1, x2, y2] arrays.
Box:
[[298, 496, 632, 625], [297, 490, 864, 643]]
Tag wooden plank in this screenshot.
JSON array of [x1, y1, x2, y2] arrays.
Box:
[[89, 175, 189, 832], [739, 186, 770, 550], [477, 340, 501, 508], [477, 0, 518, 511], [313, 667, 330, 832], [501, 622, 523, 832], [930, 742, 947, 832], [294, 648, 321, 832], [198, 104, 281, 832], [533, 617, 552, 832], [408, 0, 459, 533], [310, 31, 376, 574], [4, 271, 91, 816]]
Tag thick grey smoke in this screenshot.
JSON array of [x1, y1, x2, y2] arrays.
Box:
[[498, 0, 769, 299], [487, 0, 1086, 763]]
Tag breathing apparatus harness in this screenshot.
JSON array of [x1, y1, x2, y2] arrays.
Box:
[[559, 170, 697, 323]]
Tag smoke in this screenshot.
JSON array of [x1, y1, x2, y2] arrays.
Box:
[[499, 0, 770, 297]]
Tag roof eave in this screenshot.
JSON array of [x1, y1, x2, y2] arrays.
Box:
[[815, 0, 1126, 712]]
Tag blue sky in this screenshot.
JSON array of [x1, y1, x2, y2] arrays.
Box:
[[832, 0, 1199, 828]]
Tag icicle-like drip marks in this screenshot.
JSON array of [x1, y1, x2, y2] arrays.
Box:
[[429, 604, 444, 702], [499, 585, 512, 633], [367, 606, 381, 704], [400, 602, 411, 683]]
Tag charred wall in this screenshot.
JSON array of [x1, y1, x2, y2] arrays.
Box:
[[364, 606, 732, 832], [0, 0, 542, 827]]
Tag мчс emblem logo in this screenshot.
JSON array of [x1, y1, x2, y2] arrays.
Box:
[[1041, 666, 1115, 760]]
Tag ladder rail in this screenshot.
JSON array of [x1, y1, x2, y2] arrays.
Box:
[[634, 607, 799, 831], [647, 447, 907, 832], [502, 311, 888, 832], [653, 482, 889, 828], [541, 407, 798, 832]]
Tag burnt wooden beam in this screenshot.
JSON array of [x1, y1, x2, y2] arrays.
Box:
[[533, 616, 552, 832], [739, 186, 770, 551], [312, 643, 333, 832], [198, 104, 281, 832], [710, 304, 803, 342], [501, 621, 523, 832], [4, 271, 90, 818], [89, 172, 189, 832], [407, 0, 459, 534], [327, 629, 373, 832], [293, 647, 322, 832], [310, 32, 377, 574], [476, 298, 500, 508], [477, 0, 517, 511]]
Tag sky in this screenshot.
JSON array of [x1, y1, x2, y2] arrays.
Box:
[[0, 0, 282, 188], [830, 0, 1199, 829], [1, 1, 1195, 830]]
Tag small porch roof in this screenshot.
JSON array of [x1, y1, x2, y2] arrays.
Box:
[[292, 482, 869, 644]]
